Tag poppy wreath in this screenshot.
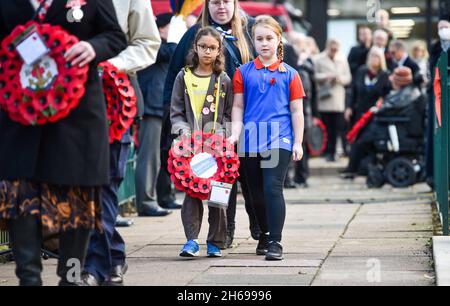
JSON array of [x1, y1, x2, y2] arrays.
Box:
[[98, 61, 137, 143], [168, 131, 240, 201], [0, 21, 89, 125], [306, 117, 328, 156], [346, 110, 375, 144]]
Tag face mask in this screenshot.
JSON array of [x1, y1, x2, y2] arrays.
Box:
[[439, 28, 450, 41]]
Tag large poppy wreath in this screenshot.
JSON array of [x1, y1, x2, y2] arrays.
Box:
[[168, 131, 240, 201], [0, 21, 89, 125], [99, 61, 137, 143]]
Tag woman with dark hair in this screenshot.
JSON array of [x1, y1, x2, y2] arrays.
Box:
[[0, 0, 127, 286], [161, 0, 259, 248]]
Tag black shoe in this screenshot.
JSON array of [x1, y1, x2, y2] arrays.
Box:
[[225, 230, 235, 249], [256, 234, 269, 255], [160, 201, 182, 210], [339, 171, 355, 180], [116, 215, 134, 227], [138, 206, 172, 217], [297, 182, 309, 188], [103, 263, 128, 286], [325, 154, 336, 162], [77, 271, 100, 287], [284, 179, 297, 189], [265, 241, 283, 261]]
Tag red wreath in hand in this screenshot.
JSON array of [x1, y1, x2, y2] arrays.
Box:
[[168, 131, 240, 200], [0, 21, 89, 125], [346, 110, 375, 144], [99, 61, 137, 143]]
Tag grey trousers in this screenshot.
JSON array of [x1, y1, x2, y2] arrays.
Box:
[[135, 116, 162, 213], [181, 195, 227, 248]]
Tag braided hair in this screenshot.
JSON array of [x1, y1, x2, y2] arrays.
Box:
[[253, 15, 286, 72]]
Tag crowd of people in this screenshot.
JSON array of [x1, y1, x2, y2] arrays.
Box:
[[0, 0, 447, 287]]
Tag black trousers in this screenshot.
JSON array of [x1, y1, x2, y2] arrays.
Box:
[[320, 112, 344, 156], [240, 149, 292, 243]]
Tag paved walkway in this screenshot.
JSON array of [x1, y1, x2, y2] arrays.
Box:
[[0, 158, 436, 286]]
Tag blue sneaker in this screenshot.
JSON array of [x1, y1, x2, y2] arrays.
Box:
[[207, 242, 222, 257], [180, 240, 199, 257]]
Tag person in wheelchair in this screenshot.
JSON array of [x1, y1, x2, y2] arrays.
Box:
[[341, 66, 426, 186]]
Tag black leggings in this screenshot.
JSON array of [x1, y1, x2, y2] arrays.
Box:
[[240, 149, 292, 242]]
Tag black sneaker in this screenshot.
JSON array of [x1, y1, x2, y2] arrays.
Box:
[[225, 230, 234, 249], [265, 241, 283, 261], [256, 234, 269, 255]]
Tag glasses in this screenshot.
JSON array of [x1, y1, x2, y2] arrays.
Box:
[[209, 0, 234, 7], [197, 44, 220, 53]]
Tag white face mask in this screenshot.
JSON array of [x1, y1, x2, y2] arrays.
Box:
[[439, 27, 450, 41]]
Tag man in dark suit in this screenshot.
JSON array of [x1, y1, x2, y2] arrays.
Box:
[[0, 0, 127, 286], [388, 40, 425, 87], [348, 26, 373, 77]]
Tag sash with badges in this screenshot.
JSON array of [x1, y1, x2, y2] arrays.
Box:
[[0, 0, 89, 125], [168, 69, 239, 207]]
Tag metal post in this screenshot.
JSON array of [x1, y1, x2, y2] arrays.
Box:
[[440, 52, 449, 235]]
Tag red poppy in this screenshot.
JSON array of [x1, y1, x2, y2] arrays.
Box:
[[270, 78, 276, 86], [18, 102, 38, 124], [172, 140, 192, 158], [121, 104, 137, 119]]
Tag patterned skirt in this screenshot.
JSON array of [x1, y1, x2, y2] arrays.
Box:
[[0, 180, 102, 232]]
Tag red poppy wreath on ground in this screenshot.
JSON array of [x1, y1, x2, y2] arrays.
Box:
[[168, 131, 240, 200], [0, 21, 89, 125], [98, 61, 137, 143]]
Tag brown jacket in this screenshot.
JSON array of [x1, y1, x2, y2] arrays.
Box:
[[170, 68, 233, 136]]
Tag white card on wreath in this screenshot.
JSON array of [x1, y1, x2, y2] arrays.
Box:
[[208, 181, 233, 209], [16, 32, 49, 66]]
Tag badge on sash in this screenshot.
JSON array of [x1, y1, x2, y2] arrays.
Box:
[[202, 107, 210, 115], [206, 94, 214, 103], [210, 103, 216, 113]]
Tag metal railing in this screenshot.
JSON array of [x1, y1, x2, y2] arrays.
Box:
[[118, 144, 137, 207], [434, 51, 450, 235], [0, 229, 11, 255]]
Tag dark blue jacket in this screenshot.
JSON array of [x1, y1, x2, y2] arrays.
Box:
[[138, 40, 177, 118]]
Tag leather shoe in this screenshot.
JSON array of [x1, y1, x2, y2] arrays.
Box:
[[76, 272, 100, 286], [138, 206, 172, 217], [116, 215, 134, 227], [103, 263, 128, 286], [160, 201, 182, 210]]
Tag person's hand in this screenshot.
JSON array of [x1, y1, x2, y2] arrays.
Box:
[[227, 135, 239, 145], [65, 41, 96, 68], [292, 143, 304, 161], [344, 108, 353, 122], [327, 74, 337, 83]]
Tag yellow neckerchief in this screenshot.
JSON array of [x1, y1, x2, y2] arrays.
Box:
[[184, 68, 221, 133]]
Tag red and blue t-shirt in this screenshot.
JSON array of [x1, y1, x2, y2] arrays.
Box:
[[233, 57, 306, 153]]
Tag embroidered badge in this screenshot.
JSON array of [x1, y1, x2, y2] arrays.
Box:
[[206, 94, 214, 103], [202, 107, 210, 115], [210, 103, 216, 113]]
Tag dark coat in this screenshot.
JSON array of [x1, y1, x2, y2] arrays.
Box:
[[138, 40, 177, 119], [348, 43, 370, 77], [0, 0, 128, 186], [388, 55, 424, 87], [351, 66, 391, 120]]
